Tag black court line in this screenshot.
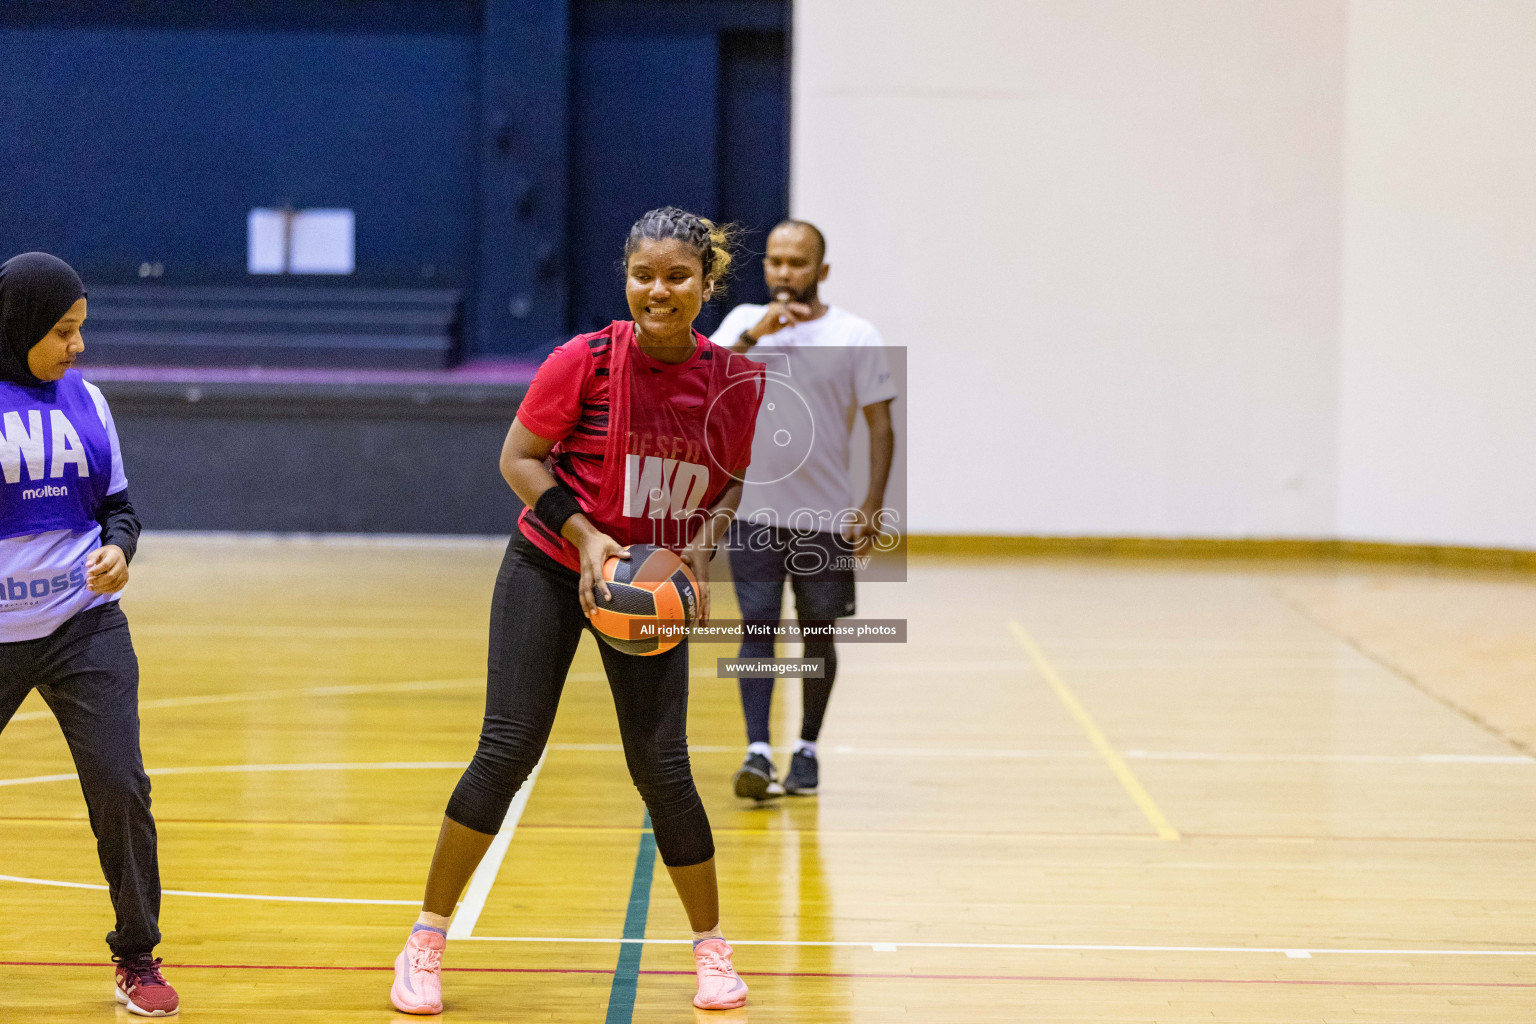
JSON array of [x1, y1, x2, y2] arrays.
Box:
[[604, 809, 657, 1023]]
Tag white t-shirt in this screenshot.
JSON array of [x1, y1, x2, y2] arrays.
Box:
[[0, 381, 129, 643], [711, 304, 897, 531]]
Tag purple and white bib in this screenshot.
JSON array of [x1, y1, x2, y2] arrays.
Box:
[[0, 370, 127, 642]]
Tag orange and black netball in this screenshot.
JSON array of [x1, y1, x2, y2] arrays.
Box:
[[590, 545, 699, 656]]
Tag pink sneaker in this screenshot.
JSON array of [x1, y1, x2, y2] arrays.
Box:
[[113, 954, 179, 1016], [692, 938, 748, 1010], [390, 928, 445, 1014]]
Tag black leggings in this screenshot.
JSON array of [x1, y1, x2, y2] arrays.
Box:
[[0, 603, 161, 958], [446, 533, 714, 868]]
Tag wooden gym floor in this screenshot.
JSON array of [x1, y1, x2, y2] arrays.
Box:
[[2, 535, 1534, 1022]]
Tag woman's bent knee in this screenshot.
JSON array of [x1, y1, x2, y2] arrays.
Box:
[[445, 747, 540, 835]]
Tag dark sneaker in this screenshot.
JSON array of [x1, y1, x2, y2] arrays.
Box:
[[114, 954, 179, 1016], [733, 753, 784, 801], [784, 751, 819, 795]]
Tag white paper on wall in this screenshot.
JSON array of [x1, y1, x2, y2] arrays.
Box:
[[247, 209, 288, 274], [247, 208, 355, 275]]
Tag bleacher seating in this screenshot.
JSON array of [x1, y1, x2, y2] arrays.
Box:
[[83, 286, 462, 369]]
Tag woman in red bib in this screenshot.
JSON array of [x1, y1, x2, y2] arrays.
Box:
[[391, 208, 764, 1015]]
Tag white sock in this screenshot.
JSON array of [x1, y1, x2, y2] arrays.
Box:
[[795, 740, 818, 757], [692, 924, 724, 946], [414, 910, 452, 936], [747, 741, 772, 759]]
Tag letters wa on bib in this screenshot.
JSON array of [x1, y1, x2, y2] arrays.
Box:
[[516, 320, 766, 566], [0, 259, 131, 643]]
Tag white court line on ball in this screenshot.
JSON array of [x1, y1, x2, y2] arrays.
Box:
[[0, 771, 83, 787], [4, 748, 1527, 789], [550, 743, 1535, 765], [458, 934, 1536, 957], [0, 873, 416, 906], [6, 670, 717, 724], [1121, 750, 1535, 766], [2, 868, 1530, 959], [146, 762, 472, 777], [0, 761, 472, 788], [134, 624, 485, 641], [1418, 753, 1535, 764], [12, 682, 1531, 769], [6, 677, 484, 723], [449, 749, 546, 940]]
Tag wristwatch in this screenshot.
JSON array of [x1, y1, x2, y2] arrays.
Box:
[[737, 329, 757, 348]]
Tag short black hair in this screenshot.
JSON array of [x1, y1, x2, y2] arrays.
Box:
[[771, 219, 827, 264]]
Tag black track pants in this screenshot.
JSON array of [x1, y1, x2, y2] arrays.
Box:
[[0, 602, 161, 958]]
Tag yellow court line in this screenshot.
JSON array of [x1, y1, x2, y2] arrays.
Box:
[[1007, 621, 1181, 841]]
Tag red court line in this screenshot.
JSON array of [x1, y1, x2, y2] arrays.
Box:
[[5, 961, 1535, 989]]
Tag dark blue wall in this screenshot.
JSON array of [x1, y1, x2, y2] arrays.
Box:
[[569, 31, 721, 334], [568, 3, 789, 338], [717, 30, 791, 316], [0, 20, 480, 288], [0, 0, 788, 354], [473, 0, 569, 354]]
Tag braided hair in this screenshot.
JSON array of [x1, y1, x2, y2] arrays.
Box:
[[624, 206, 737, 296]]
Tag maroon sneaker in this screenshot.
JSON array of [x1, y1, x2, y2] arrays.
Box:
[[114, 954, 180, 1016]]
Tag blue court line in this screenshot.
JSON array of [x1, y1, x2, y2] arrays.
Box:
[[604, 810, 657, 1024]]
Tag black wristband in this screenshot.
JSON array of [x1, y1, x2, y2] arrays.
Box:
[[737, 328, 757, 347], [533, 484, 583, 537]]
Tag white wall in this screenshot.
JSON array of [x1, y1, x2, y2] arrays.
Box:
[[793, 0, 1536, 548], [794, 0, 1346, 537], [1338, 0, 1536, 548]]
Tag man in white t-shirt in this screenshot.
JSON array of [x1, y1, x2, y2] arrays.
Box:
[[711, 220, 897, 800]]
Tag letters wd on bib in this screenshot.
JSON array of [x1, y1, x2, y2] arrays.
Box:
[[515, 320, 765, 570]]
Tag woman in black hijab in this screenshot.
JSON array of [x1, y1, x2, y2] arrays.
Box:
[[0, 253, 179, 1017]]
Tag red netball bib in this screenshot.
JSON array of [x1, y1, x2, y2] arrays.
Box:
[[593, 322, 764, 552], [519, 321, 764, 570]]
